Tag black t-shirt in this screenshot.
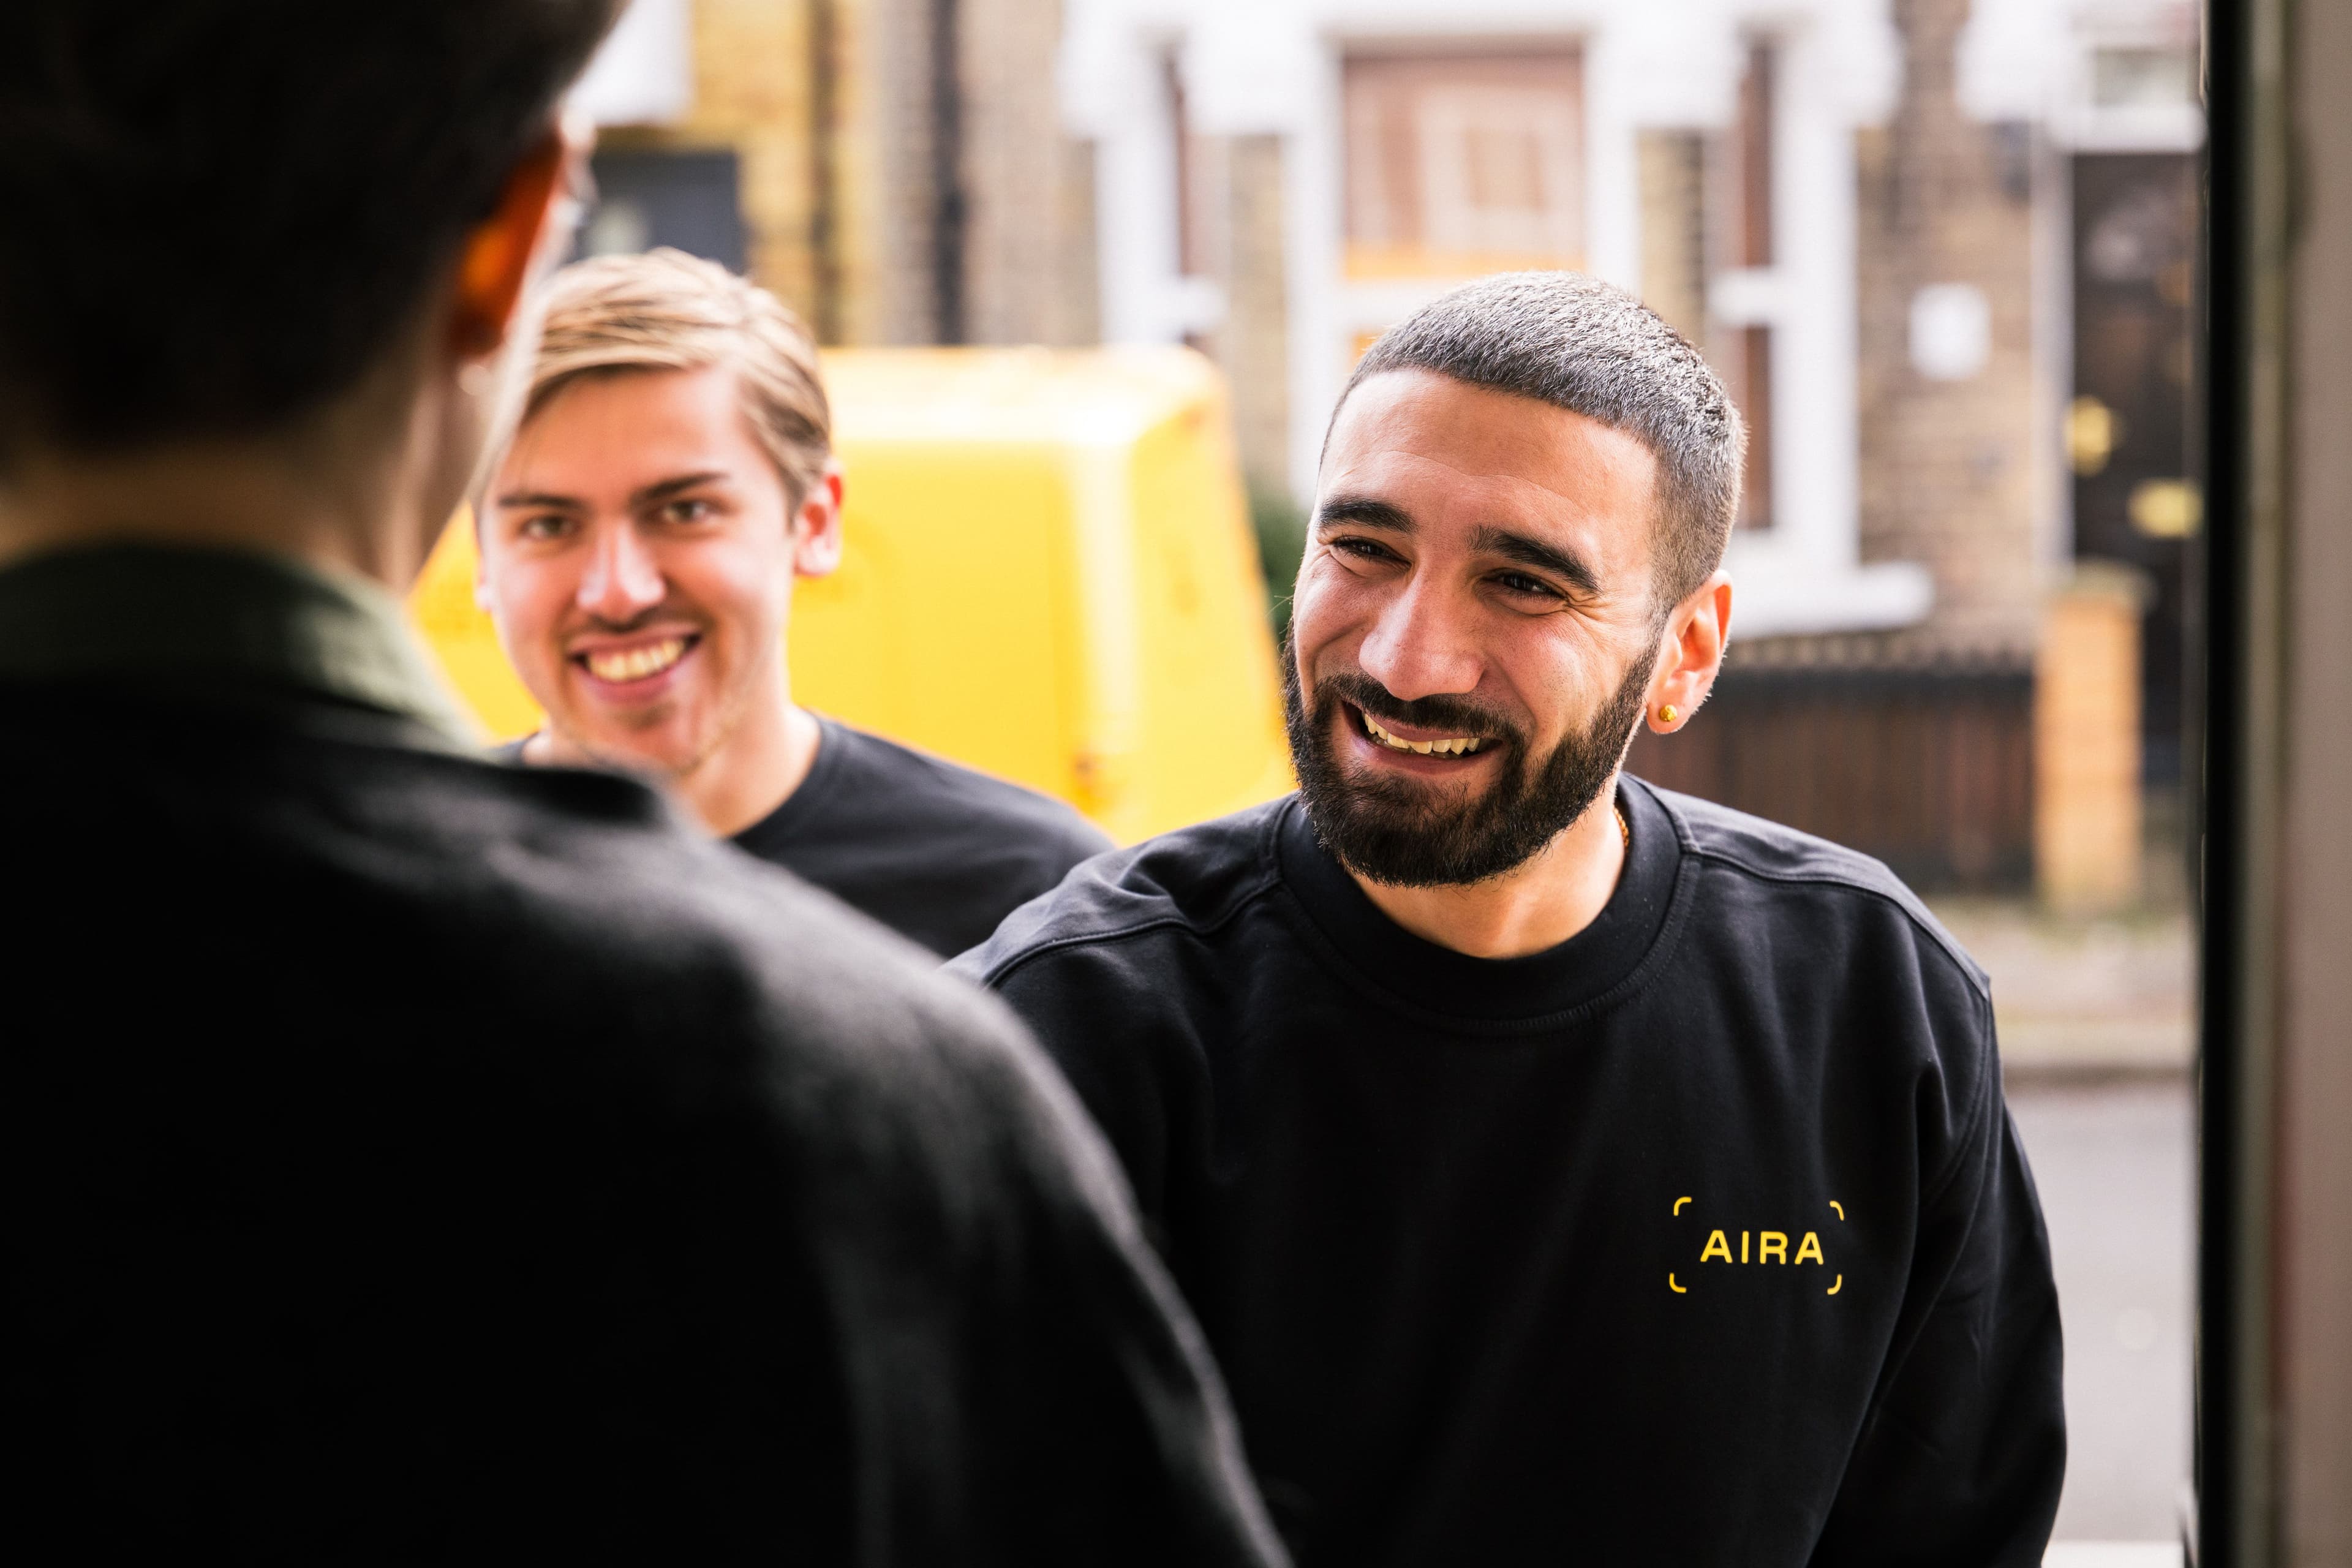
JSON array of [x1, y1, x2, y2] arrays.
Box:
[[955, 778, 2065, 1568], [13, 682, 1281, 1563], [733, 717, 1112, 957], [507, 718, 1112, 958]]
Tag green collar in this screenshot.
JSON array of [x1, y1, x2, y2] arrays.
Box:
[[0, 542, 480, 747]]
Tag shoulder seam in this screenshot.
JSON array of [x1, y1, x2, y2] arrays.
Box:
[[1676, 842, 1988, 999], [974, 859, 1286, 992], [1639, 784, 1986, 993]]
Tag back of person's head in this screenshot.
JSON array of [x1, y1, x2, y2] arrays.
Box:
[[0, 0, 622, 464], [528, 249, 832, 503], [1336, 271, 1745, 612]]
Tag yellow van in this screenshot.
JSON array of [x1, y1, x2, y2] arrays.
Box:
[[408, 345, 1294, 843]]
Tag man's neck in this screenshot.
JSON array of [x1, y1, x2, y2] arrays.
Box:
[[0, 349, 473, 594], [1351, 777, 1628, 960], [533, 692, 823, 840], [0, 432, 456, 598], [681, 699, 823, 838]]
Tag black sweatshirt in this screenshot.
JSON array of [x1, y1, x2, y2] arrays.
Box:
[[956, 777, 2065, 1567]]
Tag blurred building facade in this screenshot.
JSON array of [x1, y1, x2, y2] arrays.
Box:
[[568, 0, 1099, 347], [1061, 0, 2201, 894], [568, 0, 2202, 895]]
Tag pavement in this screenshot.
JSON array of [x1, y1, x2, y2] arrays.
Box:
[[2011, 1077, 2195, 1548], [1924, 881, 2197, 1560], [2045, 1545, 2184, 1567], [1926, 897, 2195, 1080]]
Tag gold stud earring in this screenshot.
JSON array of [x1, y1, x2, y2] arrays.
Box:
[[1659, 705, 1678, 724]]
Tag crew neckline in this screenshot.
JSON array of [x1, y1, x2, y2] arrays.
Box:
[[731, 713, 848, 848], [1273, 775, 1686, 1026]]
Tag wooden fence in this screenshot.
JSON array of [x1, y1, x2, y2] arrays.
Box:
[[1624, 662, 2035, 891]]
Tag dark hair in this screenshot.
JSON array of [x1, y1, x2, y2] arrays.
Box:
[[0, 0, 622, 456], [1333, 271, 1745, 611]]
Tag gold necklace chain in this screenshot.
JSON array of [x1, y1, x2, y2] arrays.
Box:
[[1615, 803, 1630, 850]]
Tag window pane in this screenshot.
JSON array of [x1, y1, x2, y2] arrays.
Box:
[[1343, 53, 1584, 278]]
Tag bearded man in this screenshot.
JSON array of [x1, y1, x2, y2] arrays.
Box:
[[956, 272, 2065, 1567]]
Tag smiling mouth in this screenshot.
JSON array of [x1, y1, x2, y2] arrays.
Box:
[[576, 635, 695, 685], [1360, 708, 1487, 756]]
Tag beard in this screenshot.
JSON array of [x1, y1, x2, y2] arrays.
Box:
[[1282, 634, 1657, 888]]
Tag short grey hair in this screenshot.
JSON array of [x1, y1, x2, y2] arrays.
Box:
[[1330, 271, 1745, 611]]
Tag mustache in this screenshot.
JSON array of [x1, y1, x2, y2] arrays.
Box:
[[571, 608, 699, 637], [1313, 669, 1523, 748]]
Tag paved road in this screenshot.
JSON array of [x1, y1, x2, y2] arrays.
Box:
[[2007, 1076, 2195, 1545]]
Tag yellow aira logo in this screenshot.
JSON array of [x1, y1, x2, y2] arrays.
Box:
[[1667, 1196, 1846, 1296], [1698, 1228, 1825, 1265]]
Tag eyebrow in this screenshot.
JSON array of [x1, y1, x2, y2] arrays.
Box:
[[1315, 494, 1602, 597], [1313, 494, 1416, 533], [1471, 525, 1602, 598], [494, 489, 580, 511], [494, 470, 732, 512], [630, 472, 729, 509]]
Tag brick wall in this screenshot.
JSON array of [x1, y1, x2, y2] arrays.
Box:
[[616, 0, 1087, 349], [614, 0, 820, 314], [843, 0, 939, 344], [2035, 566, 2146, 910], [1192, 134, 1291, 496], [959, 0, 1073, 344], [1044, 137, 1101, 347], [1853, 0, 2045, 660]]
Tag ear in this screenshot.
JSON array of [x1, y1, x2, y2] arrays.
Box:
[[790, 460, 845, 579], [448, 121, 585, 363], [1645, 570, 1733, 733]]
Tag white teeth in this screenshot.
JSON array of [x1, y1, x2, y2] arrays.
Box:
[[1362, 711, 1483, 756], [585, 636, 687, 684]]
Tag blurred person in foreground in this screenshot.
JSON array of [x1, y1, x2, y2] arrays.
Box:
[[957, 273, 2065, 1566], [0, 3, 1282, 1561], [477, 249, 1109, 959]]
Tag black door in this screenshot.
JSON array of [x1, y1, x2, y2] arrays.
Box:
[[573, 148, 747, 275], [2070, 151, 2197, 787]]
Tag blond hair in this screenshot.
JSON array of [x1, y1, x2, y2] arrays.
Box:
[[527, 248, 830, 501]]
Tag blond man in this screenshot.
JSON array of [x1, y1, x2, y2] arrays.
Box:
[[478, 249, 1109, 956]]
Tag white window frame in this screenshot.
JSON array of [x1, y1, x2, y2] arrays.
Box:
[[569, 0, 695, 127], [1067, 0, 1928, 637]]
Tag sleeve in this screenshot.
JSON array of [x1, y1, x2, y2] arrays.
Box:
[[1809, 1023, 2067, 1567], [934, 987, 1289, 1568], [954, 938, 1215, 1230]]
